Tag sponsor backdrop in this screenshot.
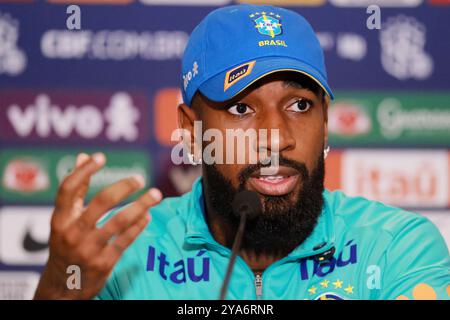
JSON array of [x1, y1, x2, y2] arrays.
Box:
[[0, 0, 449, 299]]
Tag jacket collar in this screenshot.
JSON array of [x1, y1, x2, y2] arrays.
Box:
[[185, 177, 335, 260]]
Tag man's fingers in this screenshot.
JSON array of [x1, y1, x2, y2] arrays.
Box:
[[55, 152, 106, 215], [73, 153, 91, 209], [100, 215, 150, 266], [60, 185, 160, 261], [94, 188, 162, 246], [80, 175, 147, 228], [76, 153, 90, 168]]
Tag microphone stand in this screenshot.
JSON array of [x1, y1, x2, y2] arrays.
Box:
[[218, 212, 247, 300]]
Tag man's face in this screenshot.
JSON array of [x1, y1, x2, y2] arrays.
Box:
[[180, 72, 329, 255]]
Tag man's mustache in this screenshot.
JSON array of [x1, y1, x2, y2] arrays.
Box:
[[237, 156, 309, 189]]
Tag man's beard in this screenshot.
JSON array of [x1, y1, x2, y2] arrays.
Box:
[[203, 152, 325, 257]]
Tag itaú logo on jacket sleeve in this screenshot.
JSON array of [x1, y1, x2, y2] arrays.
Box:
[[299, 240, 357, 280], [146, 246, 210, 284]]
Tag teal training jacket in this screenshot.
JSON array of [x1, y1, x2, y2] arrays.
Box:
[[96, 178, 450, 300]]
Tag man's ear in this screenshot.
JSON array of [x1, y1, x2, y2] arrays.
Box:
[[177, 103, 198, 155], [323, 95, 330, 149], [178, 103, 196, 133]]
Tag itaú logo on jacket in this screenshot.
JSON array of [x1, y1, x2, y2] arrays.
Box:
[[300, 240, 358, 280], [146, 246, 210, 284]]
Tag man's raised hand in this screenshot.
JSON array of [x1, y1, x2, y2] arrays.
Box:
[[34, 152, 162, 300]]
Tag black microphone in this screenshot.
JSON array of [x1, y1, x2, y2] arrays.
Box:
[[219, 190, 262, 300]]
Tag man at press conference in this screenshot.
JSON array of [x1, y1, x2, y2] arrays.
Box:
[[34, 4, 450, 300]]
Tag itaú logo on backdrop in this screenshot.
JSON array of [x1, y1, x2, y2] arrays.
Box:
[[341, 150, 449, 208]]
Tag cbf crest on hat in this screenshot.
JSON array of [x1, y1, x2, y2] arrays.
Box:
[[253, 12, 282, 38], [181, 4, 333, 106]]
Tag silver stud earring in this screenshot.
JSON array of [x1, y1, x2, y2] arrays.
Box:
[[324, 145, 330, 159], [187, 153, 202, 166]]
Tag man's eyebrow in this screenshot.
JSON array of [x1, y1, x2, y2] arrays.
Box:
[[283, 80, 310, 90]]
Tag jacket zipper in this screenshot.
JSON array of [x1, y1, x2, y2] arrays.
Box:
[[255, 274, 263, 299], [193, 237, 335, 300]]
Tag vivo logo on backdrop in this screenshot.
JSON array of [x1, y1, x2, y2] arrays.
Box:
[[0, 90, 150, 143]]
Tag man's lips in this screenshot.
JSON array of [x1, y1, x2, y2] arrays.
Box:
[[247, 166, 300, 196]]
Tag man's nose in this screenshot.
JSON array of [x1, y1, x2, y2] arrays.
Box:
[[257, 110, 296, 155]]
